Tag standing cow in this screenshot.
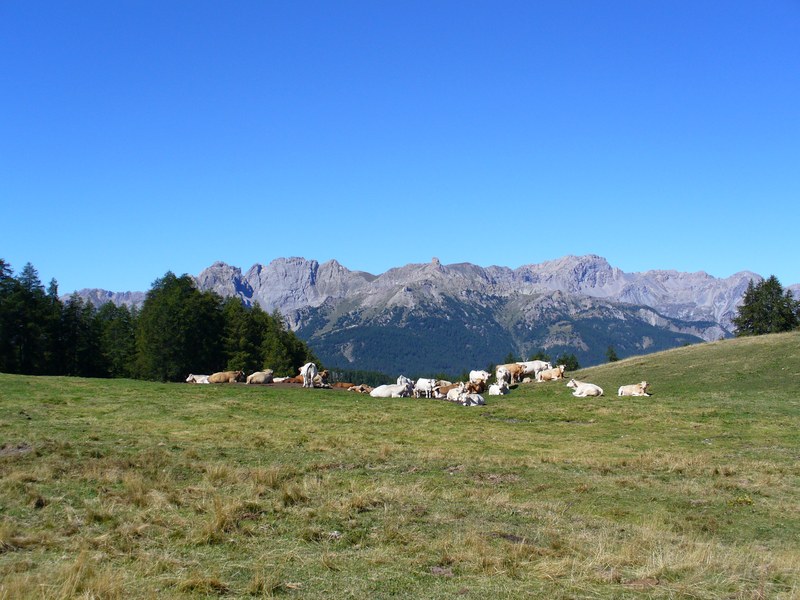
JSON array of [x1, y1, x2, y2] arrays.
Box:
[[299, 363, 318, 388]]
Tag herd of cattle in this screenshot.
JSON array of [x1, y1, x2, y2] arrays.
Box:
[[185, 359, 651, 406]]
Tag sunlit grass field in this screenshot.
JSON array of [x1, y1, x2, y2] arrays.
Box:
[[2, 332, 799, 598]]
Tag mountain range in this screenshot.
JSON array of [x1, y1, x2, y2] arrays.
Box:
[[73, 255, 797, 376]]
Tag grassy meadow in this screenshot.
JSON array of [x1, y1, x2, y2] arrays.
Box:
[[1, 332, 799, 599]]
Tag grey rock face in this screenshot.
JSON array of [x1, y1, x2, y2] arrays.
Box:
[[66, 254, 785, 372], [68, 289, 146, 308], [185, 254, 762, 338]]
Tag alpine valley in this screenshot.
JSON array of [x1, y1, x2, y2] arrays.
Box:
[[70, 254, 791, 377]]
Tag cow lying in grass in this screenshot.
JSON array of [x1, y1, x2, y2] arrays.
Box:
[[347, 384, 373, 394], [488, 381, 510, 395], [208, 370, 245, 383], [370, 382, 414, 398], [246, 370, 274, 384], [186, 374, 210, 384], [618, 381, 651, 396], [566, 378, 604, 397], [537, 365, 566, 382]]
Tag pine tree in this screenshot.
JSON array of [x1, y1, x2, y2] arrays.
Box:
[[11, 263, 48, 374], [96, 302, 137, 378], [42, 278, 64, 374], [606, 345, 619, 362], [733, 276, 800, 336], [134, 272, 224, 381], [0, 259, 21, 372], [221, 298, 263, 373], [556, 353, 580, 371], [60, 294, 104, 377]]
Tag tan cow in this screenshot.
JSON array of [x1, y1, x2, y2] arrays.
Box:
[[496, 363, 526, 384], [312, 369, 331, 388], [618, 381, 651, 396], [246, 370, 274, 384], [536, 364, 566, 382], [208, 370, 245, 383], [332, 382, 356, 389]]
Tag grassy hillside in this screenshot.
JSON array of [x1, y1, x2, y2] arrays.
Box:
[[1, 332, 799, 599]]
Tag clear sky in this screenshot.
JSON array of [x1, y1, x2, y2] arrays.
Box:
[[2, 1, 799, 294]]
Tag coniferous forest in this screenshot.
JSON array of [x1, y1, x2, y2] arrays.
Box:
[[0, 259, 317, 382]]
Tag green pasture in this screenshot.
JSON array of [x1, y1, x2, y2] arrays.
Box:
[[1, 332, 799, 598]]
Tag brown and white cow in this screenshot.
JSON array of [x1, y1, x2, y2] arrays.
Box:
[[496, 363, 526, 384]]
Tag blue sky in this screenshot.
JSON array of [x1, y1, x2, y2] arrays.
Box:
[[2, 1, 799, 294]]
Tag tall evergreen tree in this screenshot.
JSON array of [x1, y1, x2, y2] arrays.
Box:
[[733, 276, 800, 336], [0, 259, 21, 373], [42, 278, 64, 374], [11, 263, 48, 374], [134, 272, 224, 381], [260, 310, 294, 375], [260, 308, 318, 375], [221, 298, 263, 373], [96, 301, 137, 378], [61, 294, 105, 377]]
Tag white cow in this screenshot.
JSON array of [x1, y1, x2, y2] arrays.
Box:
[[618, 381, 651, 396], [455, 392, 486, 407], [517, 360, 552, 379], [185, 374, 210, 384], [446, 383, 466, 401], [414, 378, 438, 398], [469, 370, 491, 385], [299, 362, 318, 388], [488, 381, 510, 395], [566, 379, 604, 397], [370, 382, 414, 398]]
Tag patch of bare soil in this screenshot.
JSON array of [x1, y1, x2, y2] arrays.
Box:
[[0, 442, 33, 458]]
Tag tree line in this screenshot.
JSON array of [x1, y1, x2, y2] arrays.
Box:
[[0, 259, 317, 381]]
